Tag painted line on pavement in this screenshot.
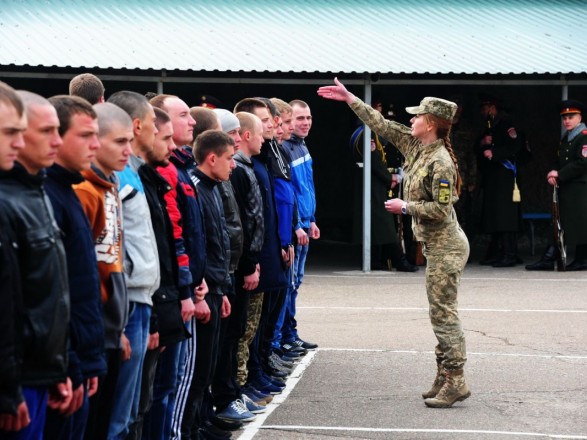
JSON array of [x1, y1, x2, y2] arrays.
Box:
[[258, 425, 587, 439], [237, 350, 317, 440], [307, 273, 587, 282], [236, 349, 585, 439], [298, 306, 587, 313], [319, 347, 587, 360]]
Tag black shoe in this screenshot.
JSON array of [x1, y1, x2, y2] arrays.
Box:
[[480, 256, 499, 266], [492, 257, 517, 267], [209, 415, 243, 431], [273, 347, 301, 360], [201, 420, 232, 439], [393, 255, 419, 272], [525, 260, 554, 271], [265, 366, 288, 378], [294, 338, 318, 350], [199, 427, 232, 440], [565, 260, 587, 271], [282, 342, 308, 356]]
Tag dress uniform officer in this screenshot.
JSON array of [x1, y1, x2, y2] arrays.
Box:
[[526, 99, 587, 271], [476, 94, 524, 267], [318, 78, 470, 408]]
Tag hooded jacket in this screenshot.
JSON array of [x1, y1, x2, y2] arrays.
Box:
[[74, 166, 128, 350]]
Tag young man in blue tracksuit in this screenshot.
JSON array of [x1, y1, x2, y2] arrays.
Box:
[[281, 99, 320, 353]]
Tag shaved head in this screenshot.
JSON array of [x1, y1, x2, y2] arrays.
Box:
[[93, 102, 133, 136], [17, 90, 52, 117]]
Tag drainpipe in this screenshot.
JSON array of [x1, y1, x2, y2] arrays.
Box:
[[362, 81, 372, 272]]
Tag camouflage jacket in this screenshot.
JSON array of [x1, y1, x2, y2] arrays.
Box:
[[350, 98, 460, 242]]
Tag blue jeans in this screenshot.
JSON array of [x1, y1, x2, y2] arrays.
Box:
[[272, 266, 293, 350], [107, 302, 151, 440], [0, 387, 47, 440], [282, 243, 309, 343]]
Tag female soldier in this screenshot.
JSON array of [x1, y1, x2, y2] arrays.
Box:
[[318, 78, 470, 408]]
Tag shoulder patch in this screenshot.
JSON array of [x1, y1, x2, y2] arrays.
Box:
[[507, 127, 518, 139], [438, 179, 451, 204], [582, 146, 587, 158], [582, 129, 587, 135]]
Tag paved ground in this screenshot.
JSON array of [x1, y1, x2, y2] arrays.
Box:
[[235, 243, 587, 440]]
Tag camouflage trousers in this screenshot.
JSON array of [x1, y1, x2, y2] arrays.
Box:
[[236, 292, 264, 386], [422, 226, 469, 370]]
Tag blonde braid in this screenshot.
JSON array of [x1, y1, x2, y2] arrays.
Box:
[[425, 114, 462, 196]]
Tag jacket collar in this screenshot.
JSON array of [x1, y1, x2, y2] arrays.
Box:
[[0, 161, 46, 186], [46, 163, 84, 186], [194, 167, 219, 187], [234, 149, 253, 165]]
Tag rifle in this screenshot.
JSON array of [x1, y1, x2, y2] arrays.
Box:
[[552, 185, 566, 271]]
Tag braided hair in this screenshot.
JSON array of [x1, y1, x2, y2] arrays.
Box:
[[425, 114, 463, 196]]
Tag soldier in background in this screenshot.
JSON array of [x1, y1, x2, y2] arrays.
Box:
[[526, 100, 587, 271], [476, 94, 524, 267], [349, 99, 417, 272]]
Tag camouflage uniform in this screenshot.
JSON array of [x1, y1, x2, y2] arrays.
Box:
[[350, 98, 469, 370], [236, 291, 264, 385]]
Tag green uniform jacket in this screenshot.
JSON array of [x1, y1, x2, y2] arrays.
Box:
[[558, 129, 587, 245], [350, 98, 461, 243]]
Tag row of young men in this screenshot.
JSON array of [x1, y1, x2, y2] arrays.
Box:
[[0, 73, 319, 440]]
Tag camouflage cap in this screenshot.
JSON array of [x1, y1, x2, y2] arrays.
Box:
[[405, 97, 457, 121]]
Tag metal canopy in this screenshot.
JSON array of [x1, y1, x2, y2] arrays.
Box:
[[1, 0, 587, 75]]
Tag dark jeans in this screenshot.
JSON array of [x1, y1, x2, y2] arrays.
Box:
[[212, 284, 250, 410], [84, 349, 121, 440], [262, 288, 287, 358], [44, 384, 90, 440]]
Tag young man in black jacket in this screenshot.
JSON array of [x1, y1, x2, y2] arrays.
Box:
[[43, 95, 107, 440], [0, 88, 70, 438], [0, 81, 28, 435], [45, 95, 106, 439]]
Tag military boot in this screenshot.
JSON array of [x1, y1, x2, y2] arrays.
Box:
[[421, 362, 445, 399], [424, 368, 470, 408]]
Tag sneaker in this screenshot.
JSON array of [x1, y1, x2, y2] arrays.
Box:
[[276, 349, 301, 360], [242, 389, 269, 406], [265, 375, 286, 388], [242, 385, 272, 400], [216, 400, 256, 422], [269, 352, 294, 369], [250, 378, 282, 395], [209, 415, 243, 431], [241, 394, 267, 414], [294, 338, 318, 350], [282, 342, 308, 356], [266, 356, 293, 374]]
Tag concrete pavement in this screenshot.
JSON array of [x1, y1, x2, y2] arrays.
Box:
[[237, 258, 587, 439]]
